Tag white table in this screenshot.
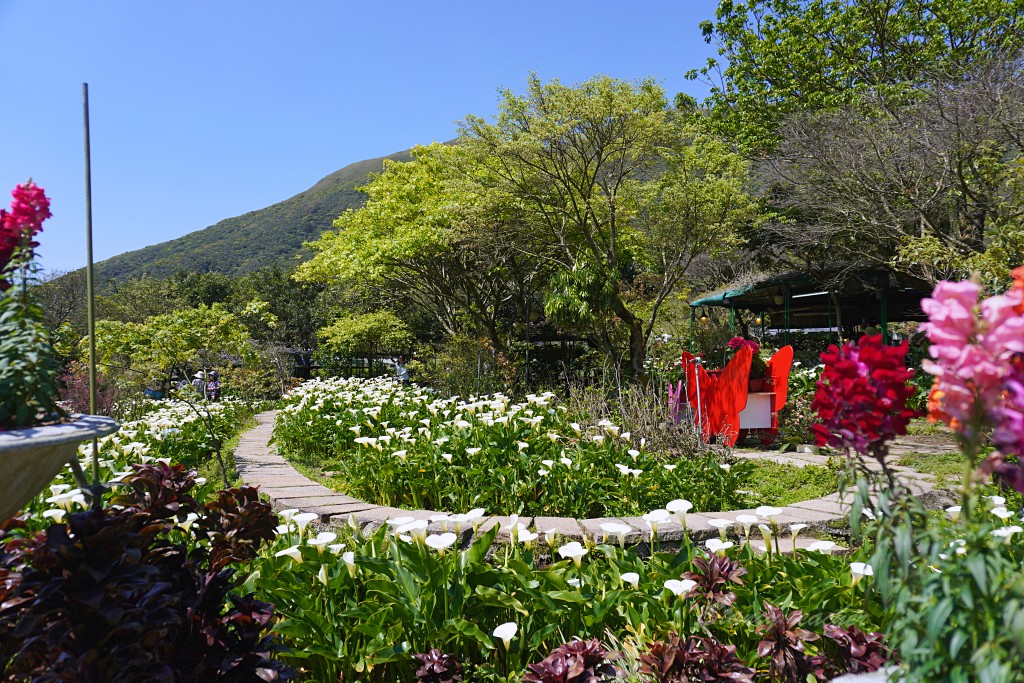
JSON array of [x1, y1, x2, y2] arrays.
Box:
[[738, 392, 775, 430]]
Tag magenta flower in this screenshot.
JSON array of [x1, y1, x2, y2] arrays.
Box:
[[727, 336, 760, 355], [811, 335, 918, 456], [0, 180, 51, 277]]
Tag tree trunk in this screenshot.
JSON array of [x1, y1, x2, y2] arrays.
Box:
[[831, 291, 844, 343], [627, 318, 647, 381]]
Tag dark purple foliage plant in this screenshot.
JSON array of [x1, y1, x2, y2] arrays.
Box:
[[413, 649, 463, 683], [523, 638, 622, 683], [638, 632, 755, 683], [756, 604, 828, 682], [0, 462, 291, 682], [822, 624, 891, 675], [683, 554, 747, 607]]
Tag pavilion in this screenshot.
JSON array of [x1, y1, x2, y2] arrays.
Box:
[[688, 268, 931, 345]]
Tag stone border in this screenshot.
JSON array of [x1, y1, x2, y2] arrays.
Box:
[[236, 411, 951, 546]]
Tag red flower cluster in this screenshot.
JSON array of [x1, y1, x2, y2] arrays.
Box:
[[0, 180, 51, 275], [811, 334, 919, 455]]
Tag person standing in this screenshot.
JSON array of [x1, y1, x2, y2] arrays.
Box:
[[206, 371, 221, 401], [191, 370, 207, 396], [382, 355, 410, 384]]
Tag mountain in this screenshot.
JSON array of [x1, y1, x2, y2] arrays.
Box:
[[92, 147, 415, 284]]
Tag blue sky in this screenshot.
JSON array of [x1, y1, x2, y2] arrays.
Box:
[[1, 1, 723, 273]]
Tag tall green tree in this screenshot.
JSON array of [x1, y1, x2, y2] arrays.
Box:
[[297, 143, 543, 355], [689, 0, 1024, 152], [92, 301, 271, 389], [747, 50, 1024, 293], [462, 75, 752, 377]]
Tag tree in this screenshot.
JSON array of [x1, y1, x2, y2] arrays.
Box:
[[461, 75, 752, 378], [231, 264, 325, 349], [318, 310, 413, 358], [689, 0, 1024, 152], [92, 301, 271, 390], [34, 269, 87, 333], [750, 52, 1024, 293], [297, 143, 544, 356], [99, 275, 188, 324]]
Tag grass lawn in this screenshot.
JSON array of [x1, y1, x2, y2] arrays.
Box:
[[745, 460, 842, 507], [896, 450, 964, 485], [199, 413, 257, 488]]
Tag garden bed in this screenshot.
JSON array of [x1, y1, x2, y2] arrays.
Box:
[[271, 377, 846, 519]]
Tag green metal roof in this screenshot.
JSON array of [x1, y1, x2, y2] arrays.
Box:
[[689, 283, 754, 307]]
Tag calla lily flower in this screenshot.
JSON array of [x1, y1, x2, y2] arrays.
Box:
[[755, 506, 783, 521], [735, 514, 758, 539], [707, 518, 733, 539], [599, 522, 633, 547], [706, 538, 734, 555], [664, 578, 697, 596], [557, 541, 588, 567], [342, 550, 356, 577], [493, 622, 517, 648], [425, 532, 458, 554], [807, 540, 837, 554], [292, 512, 319, 536], [850, 562, 874, 584], [274, 545, 303, 563]]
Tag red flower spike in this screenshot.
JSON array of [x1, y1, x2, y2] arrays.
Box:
[[810, 335, 920, 455], [0, 180, 51, 278]]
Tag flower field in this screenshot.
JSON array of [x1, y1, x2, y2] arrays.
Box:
[[18, 398, 257, 525], [4, 269, 1023, 681], [249, 506, 891, 682], [272, 378, 785, 518]]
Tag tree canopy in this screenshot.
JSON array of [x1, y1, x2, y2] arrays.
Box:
[[298, 76, 752, 378], [93, 301, 272, 386], [462, 75, 752, 376], [689, 0, 1024, 152]]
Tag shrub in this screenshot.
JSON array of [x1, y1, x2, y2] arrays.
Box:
[[0, 463, 291, 681]]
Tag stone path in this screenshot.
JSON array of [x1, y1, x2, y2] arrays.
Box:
[[235, 411, 953, 546]]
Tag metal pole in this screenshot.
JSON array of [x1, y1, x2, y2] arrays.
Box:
[[827, 291, 833, 343], [784, 286, 791, 345], [524, 320, 529, 388], [689, 307, 695, 352], [692, 357, 703, 446], [83, 83, 102, 505]]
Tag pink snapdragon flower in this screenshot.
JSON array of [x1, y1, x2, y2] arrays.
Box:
[[921, 269, 1024, 490]]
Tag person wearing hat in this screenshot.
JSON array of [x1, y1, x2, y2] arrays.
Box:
[[205, 370, 221, 402], [191, 370, 207, 396]]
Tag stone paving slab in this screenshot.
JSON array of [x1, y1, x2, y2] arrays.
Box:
[[778, 505, 845, 525], [478, 516, 534, 542], [619, 517, 687, 543], [235, 410, 943, 550], [532, 516, 586, 541], [790, 498, 851, 515], [578, 517, 644, 545], [257, 484, 337, 497]]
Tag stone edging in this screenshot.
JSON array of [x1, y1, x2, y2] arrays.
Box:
[[235, 410, 951, 546]]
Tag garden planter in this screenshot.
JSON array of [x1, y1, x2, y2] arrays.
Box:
[[0, 414, 119, 520], [748, 378, 765, 392], [796, 443, 820, 454]]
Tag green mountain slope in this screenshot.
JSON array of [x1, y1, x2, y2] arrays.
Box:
[[93, 148, 414, 283]]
